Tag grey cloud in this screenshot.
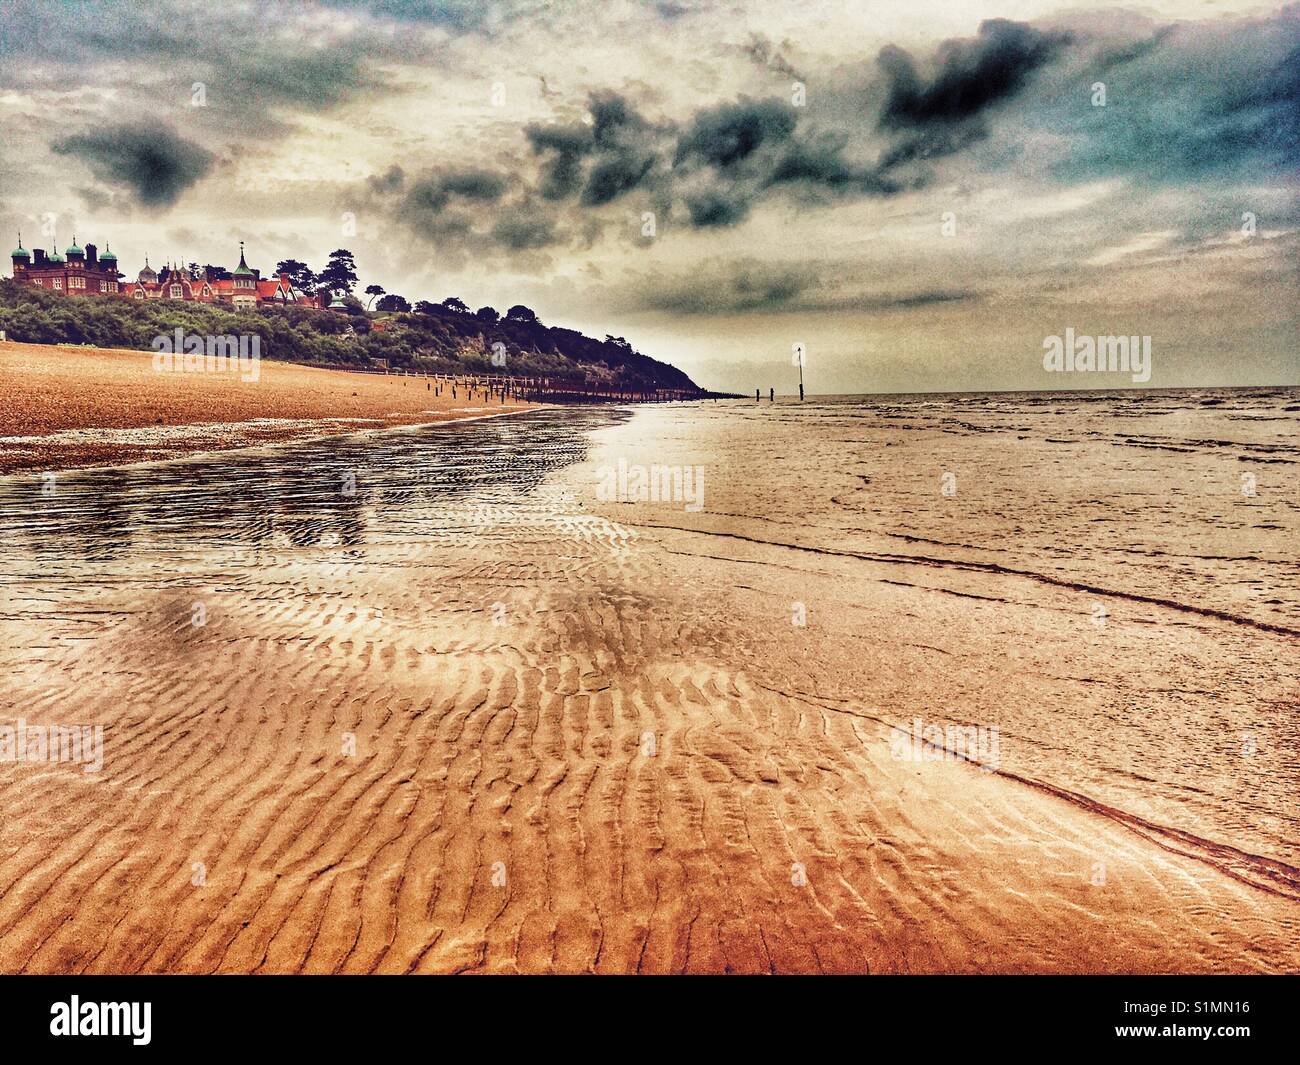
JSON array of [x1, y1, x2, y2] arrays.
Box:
[[374, 7, 1300, 266], [1035, 6, 1300, 184], [674, 98, 797, 169], [525, 93, 895, 230], [385, 166, 564, 254], [526, 92, 668, 207], [491, 205, 560, 250], [405, 169, 509, 216], [878, 20, 1071, 129], [626, 257, 977, 316], [0, 1, 406, 142], [53, 122, 215, 208], [368, 165, 407, 195], [874, 19, 1071, 172], [741, 34, 805, 82], [318, 0, 494, 29], [634, 259, 819, 314]]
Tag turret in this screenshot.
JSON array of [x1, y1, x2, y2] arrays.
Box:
[[10, 234, 30, 274], [232, 241, 255, 289]]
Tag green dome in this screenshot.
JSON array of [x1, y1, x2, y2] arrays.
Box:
[[48, 250, 64, 263], [100, 246, 118, 262], [66, 242, 84, 257], [328, 291, 347, 308], [11, 245, 29, 260]]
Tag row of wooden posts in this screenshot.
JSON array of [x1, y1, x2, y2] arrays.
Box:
[[328, 365, 707, 404]]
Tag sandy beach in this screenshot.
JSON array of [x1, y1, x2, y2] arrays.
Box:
[[0, 388, 1296, 973], [0, 340, 538, 473]]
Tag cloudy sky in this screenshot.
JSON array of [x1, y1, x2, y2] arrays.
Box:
[[0, 0, 1295, 393]]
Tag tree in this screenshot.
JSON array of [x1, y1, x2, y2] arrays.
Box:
[[364, 284, 386, 309], [413, 300, 439, 315], [318, 249, 358, 294], [475, 305, 500, 323], [376, 294, 410, 312], [505, 304, 538, 323], [442, 296, 469, 314], [276, 259, 315, 296], [203, 264, 231, 281]]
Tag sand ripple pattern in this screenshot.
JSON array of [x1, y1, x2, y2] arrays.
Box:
[[0, 405, 1296, 973]]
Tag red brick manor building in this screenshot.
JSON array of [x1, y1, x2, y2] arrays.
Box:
[[10, 236, 322, 308]]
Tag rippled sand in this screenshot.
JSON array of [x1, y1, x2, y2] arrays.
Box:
[[0, 393, 1296, 973]]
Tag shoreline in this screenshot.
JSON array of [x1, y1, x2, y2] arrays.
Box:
[[0, 340, 545, 475], [0, 405, 550, 480]]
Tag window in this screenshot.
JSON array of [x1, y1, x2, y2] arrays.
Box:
[[170, 284, 183, 298], [108, 281, 118, 293], [53, 277, 63, 289], [69, 275, 85, 289]]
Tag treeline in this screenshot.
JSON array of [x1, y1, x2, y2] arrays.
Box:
[[0, 279, 701, 393]]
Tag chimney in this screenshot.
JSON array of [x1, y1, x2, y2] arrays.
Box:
[[34, 249, 47, 265], [85, 243, 98, 265]]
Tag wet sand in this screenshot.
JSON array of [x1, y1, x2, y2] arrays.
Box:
[[0, 340, 537, 473], [0, 397, 1296, 973]]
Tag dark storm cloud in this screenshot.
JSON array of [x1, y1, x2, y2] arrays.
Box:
[[671, 97, 906, 225], [524, 93, 897, 230], [53, 123, 215, 208], [874, 19, 1071, 169], [878, 20, 1070, 129], [674, 99, 797, 168], [525, 92, 666, 206], [406, 169, 509, 213]]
